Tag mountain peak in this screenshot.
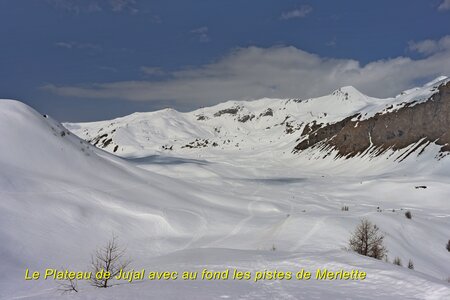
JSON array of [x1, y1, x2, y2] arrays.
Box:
[[424, 75, 449, 87], [330, 86, 367, 102], [339, 85, 361, 93]]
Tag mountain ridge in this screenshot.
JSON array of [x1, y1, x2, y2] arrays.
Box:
[[65, 76, 450, 167]]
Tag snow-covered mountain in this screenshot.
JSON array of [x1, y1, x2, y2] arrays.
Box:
[[66, 77, 450, 169], [1, 78, 450, 299]]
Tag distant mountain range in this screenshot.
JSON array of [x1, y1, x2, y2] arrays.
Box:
[[66, 76, 450, 164]]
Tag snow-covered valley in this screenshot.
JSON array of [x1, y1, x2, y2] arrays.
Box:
[[1, 78, 450, 299]]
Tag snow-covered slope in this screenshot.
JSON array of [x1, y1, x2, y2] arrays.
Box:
[[1, 82, 450, 300]]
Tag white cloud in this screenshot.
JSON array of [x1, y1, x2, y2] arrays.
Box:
[[110, 0, 136, 12], [438, 0, 450, 11], [190, 27, 210, 43], [99, 66, 118, 73], [326, 37, 337, 47], [54, 42, 73, 49], [190, 27, 208, 34], [408, 35, 450, 55], [281, 6, 313, 20], [42, 40, 450, 107], [48, 0, 137, 13], [140, 66, 165, 75], [55, 41, 102, 52], [150, 15, 162, 24]]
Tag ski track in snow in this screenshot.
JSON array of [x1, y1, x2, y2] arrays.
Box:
[[205, 182, 264, 247], [175, 208, 208, 250], [290, 216, 328, 252]]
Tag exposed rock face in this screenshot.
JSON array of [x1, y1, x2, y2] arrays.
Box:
[[238, 114, 255, 123], [213, 107, 240, 117], [260, 108, 273, 117], [294, 81, 450, 158]]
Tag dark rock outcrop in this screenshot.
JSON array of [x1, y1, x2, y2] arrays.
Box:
[[214, 107, 240, 117], [238, 114, 255, 123], [294, 81, 450, 158], [260, 108, 273, 117]]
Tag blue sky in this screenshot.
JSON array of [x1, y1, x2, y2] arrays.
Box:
[[1, 0, 450, 121]]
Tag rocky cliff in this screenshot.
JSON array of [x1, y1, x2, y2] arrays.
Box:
[[294, 81, 450, 161]]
